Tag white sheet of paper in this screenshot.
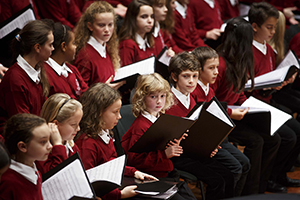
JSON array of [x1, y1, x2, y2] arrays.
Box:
[[158, 50, 171, 66], [228, 105, 269, 113], [206, 101, 233, 127], [42, 159, 94, 200], [0, 8, 36, 39], [114, 57, 155, 81], [188, 104, 203, 120], [86, 155, 125, 186], [241, 96, 292, 135], [276, 50, 300, 70]]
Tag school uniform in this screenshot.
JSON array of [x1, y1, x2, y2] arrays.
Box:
[[0, 55, 46, 134], [216, 0, 239, 20], [153, 22, 165, 56], [188, 0, 223, 39], [0, 160, 43, 200], [119, 34, 155, 66], [121, 112, 197, 200], [191, 80, 215, 103], [172, 1, 206, 51], [76, 130, 138, 200], [74, 36, 115, 86], [162, 30, 184, 54], [211, 55, 281, 195], [36, 142, 79, 174], [250, 40, 300, 187], [0, 0, 40, 23], [45, 58, 88, 99], [35, 0, 81, 29], [289, 32, 300, 59]]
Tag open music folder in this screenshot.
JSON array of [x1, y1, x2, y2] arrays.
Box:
[[113, 56, 155, 88], [42, 153, 126, 200], [129, 96, 235, 158], [244, 50, 300, 90], [233, 96, 292, 136], [155, 46, 171, 80]]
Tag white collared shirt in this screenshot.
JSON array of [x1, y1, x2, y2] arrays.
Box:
[[135, 34, 150, 51], [142, 111, 158, 123], [171, 86, 190, 109], [203, 0, 215, 9], [98, 129, 111, 144], [198, 80, 210, 96], [253, 40, 267, 55], [9, 159, 39, 185], [153, 22, 160, 38], [175, 1, 187, 19], [65, 141, 74, 157], [87, 36, 107, 58], [46, 57, 72, 78], [17, 55, 41, 84]]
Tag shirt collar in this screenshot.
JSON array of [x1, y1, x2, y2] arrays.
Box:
[[171, 86, 190, 109], [65, 141, 74, 156], [175, 1, 187, 19], [203, 0, 215, 8], [98, 129, 111, 144], [142, 111, 158, 123], [87, 36, 107, 58], [253, 40, 267, 55], [46, 57, 72, 77], [153, 22, 160, 38], [10, 159, 39, 185], [198, 80, 209, 96], [17, 55, 41, 84], [135, 33, 150, 51]]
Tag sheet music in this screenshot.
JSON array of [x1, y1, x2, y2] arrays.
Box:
[[228, 105, 269, 113], [114, 57, 155, 81], [86, 155, 125, 186], [158, 50, 171, 66], [206, 101, 233, 126], [0, 9, 36, 39], [188, 104, 203, 120], [241, 96, 292, 135], [277, 50, 300, 69], [42, 159, 94, 200]]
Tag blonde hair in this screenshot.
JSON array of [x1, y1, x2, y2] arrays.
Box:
[[74, 1, 120, 70], [132, 73, 174, 117], [78, 83, 121, 139], [268, 11, 285, 66], [40, 93, 82, 146]]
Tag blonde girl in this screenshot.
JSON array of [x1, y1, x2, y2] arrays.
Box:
[[74, 1, 124, 89], [0, 113, 52, 200], [36, 93, 83, 174], [75, 83, 157, 200]]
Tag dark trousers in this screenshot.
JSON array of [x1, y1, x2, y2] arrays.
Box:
[[228, 122, 281, 195], [214, 139, 250, 196], [171, 155, 235, 200]]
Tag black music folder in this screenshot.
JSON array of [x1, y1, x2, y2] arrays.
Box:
[[155, 46, 170, 80]]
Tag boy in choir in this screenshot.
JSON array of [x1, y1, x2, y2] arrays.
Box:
[[249, 2, 300, 192], [190, 46, 250, 196], [172, 0, 206, 51], [165, 52, 236, 199]]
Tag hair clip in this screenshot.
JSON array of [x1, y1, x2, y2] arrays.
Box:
[[15, 34, 21, 42]]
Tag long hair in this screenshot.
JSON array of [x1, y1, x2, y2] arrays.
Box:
[[160, 0, 175, 33], [132, 73, 174, 117], [11, 20, 52, 97], [74, 1, 120, 70], [118, 0, 155, 47], [218, 17, 254, 93], [78, 83, 121, 139]]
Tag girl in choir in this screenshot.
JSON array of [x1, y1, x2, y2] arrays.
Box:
[[44, 22, 88, 99], [211, 17, 281, 195], [0, 142, 10, 180], [118, 0, 156, 66], [75, 82, 158, 200], [74, 1, 124, 89], [36, 93, 83, 174], [0, 113, 52, 200], [0, 20, 54, 134], [151, 0, 175, 57], [121, 73, 197, 200]]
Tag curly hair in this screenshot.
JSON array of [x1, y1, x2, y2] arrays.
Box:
[[74, 1, 120, 70], [78, 83, 121, 139], [132, 73, 174, 117]]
